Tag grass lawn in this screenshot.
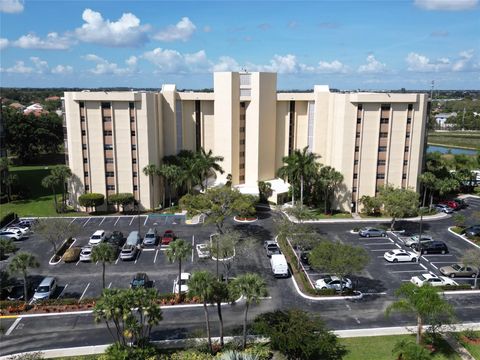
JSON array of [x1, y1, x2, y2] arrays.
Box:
[[458, 332, 480, 359], [0, 164, 81, 218], [341, 334, 461, 360], [307, 208, 352, 220], [427, 131, 480, 151]]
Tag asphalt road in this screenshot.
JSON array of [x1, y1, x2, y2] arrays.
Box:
[[1, 198, 480, 356]]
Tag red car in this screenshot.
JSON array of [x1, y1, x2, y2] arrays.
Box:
[[161, 230, 176, 245], [439, 200, 460, 210]]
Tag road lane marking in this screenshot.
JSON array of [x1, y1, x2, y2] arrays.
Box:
[[83, 218, 91, 227], [129, 217, 135, 226], [99, 217, 106, 225], [79, 283, 90, 302], [154, 249, 159, 264], [114, 217, 120, 226], [419, 263, 428, 270], [57, 284, 68, 298], [191, 235, 195, 263], [5, 318, 21, 336], [69, 218, 77, 225], [144, 216, 149, 226]]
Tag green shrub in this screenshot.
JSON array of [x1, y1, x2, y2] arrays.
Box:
[[0, 212, 17, 228], [169, 350, 214, 360], [78, 193, 105, 210], [101, 343, 158, 360], [108, 193, 134, 212], [440, 284, 472, 291]]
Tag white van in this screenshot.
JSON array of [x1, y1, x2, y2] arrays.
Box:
[[270, 254, 289, 278]]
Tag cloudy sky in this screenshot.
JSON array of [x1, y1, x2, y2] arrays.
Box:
[[1, 0, 479, 90]]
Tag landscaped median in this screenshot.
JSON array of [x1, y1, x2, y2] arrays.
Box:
[[448, 226, 480, 249]]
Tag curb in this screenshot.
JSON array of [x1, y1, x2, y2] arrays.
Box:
[[48, 238, 77, 265], [443, 290, 480, 295], [210, 234, 235, 262], [290, 275, 364, 301], [447, 227, 480, 250], [233, 216, 258, 223]]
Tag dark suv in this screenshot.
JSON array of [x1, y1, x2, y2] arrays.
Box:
[[413, 241, 448, 255]]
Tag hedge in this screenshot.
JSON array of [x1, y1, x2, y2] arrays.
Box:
[[441, 284, 473, 291], [78, 193, 105, 208], [0, 212, 18, 228]]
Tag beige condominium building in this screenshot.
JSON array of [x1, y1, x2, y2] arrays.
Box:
[[63, 71, 428, 212]]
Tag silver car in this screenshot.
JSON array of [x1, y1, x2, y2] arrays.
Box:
[[33, 277, 57, 301], [79, 246, 93, 262], [359, 227, 386, 238], [120, 245, 138, 261], [434, 204, 454, 214], [403, 234, 433, 247], [143, 228, 158, 246]]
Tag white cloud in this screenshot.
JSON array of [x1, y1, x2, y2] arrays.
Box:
[[0, 38, 9, 49], [261, 54, 301, 74], [1, 61, 33, 73], [13, 32, 72, 50], [1, 57, 73, 75], [75, 9, 149, 47], [452, 49, 474, 71], [142, 48, 209, 73], [30, 56, 49, 73], [84, 54, 136, 75], [211, 56, 241, 72], [0, 0, 24, 13], [406, 50, 476, 72], [317, 60, 348, 73], [51, 65, 73, 75], [126, 56, 138, 67], [154, 17, 196, 42], [358, 55, 387, 73], [414, 0, 478, 10]]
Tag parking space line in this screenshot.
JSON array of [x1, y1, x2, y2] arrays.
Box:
[[114, 217, 120, 226], [57, 284, 68, 298], [99, 217, 106, 226], [431, 263, 438, 269], [107, 282, 112, 289], [5, 318, 21, 336], [69, 218, 77, 225], [430, 261, 457, 264], [395, 243, 402, 249], [388, 238, 394, 243], [364, 242, 393, 245], [83, 217, 91, 227], [129, 217, 135, 226], [135, 251, 141, 264], [142, 248, 156, 252], [385, 263, 421, 266], [154, 249, 159, 264], [79, 283, 90, 302], [144, 215, 149, 226], [419, 263, 428, 270], [191, 235, 195, 263], [115, 256, 120, 265], [75, 259, 80, 266], [422, 254, 454, 257], [391, 270, 425, 273], [370, 249, 398, 252]]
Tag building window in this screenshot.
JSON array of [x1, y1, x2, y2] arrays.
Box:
[[129, 102, 134, 110], [104, 144, 113, 150], [356, 118, 362, 124], [101, 102, 110, 109], [354, 160, 359, 165], [133, 172, 138, 177], [240, 151, 245, 157], [353, 173, 358, 179], [355, 146, 360, 152], [404, 160, 408, 166], [84, 172, 89, 177], [402, 173, 407, 179], [82, 144, 87, 150], [377, 160, 386, 165], [104, 130, 112, 136], [132, 158, 137, 164], [240, 127, 245, 133], [408, 104, 413, 111], [377, 174, 385, 179], [240, 139, 245, 145], [105, 158, 114, 164], [379, 132, 388, 138], [380, 118, 389, 124], [378, 146, 387, 152], [79, 101, 85, 109], [407, 118, 412, 124], [130, 116, 135, 122], [240, 114, 246, 121], [131, 131, 136, 136], [240, 102, 246, 108], [133, 185, 138, 191], [356, 132, 360, 138], [80, 116, 85, 122], [240, 164, 245, 169], [352, 187, 357, 192], [85, 185, 90, 191], [103, 116, 112, 122], [405, 146, 410, 152], [381, 104, 391, 111], [239, 175, 245, 181], [83, 158, 88, 164], [358, 104, 363, 111], [106, 172, 114, 177], [406, 132, 410, 138], [107, 185, 115, 191], [240, 89, 251, 97], [132, 144, 137, 150], [81, 130, 86, 136]]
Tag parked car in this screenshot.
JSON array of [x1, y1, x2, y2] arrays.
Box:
[[359, 227, 386, 238], [383, 249, 419, 263], [462, 225, 480, 238], [161, 230, 176, 245], [439, 264, 478, 278], [196, 243, 210, 259], [143, 228, 158, 246], [106, 231, 125, 247], [130, 273, 152, 289], [0, 229, 23, 241], [79, 246, 93, 262], [439, 200, 460, 210], [300, 251, 310, 266], [33, 277, 57, 301], [402, 234, 433, 247], [410, 273, 458, 287], [88, 230, 106, 246], [15, 219, 35, 228], [314, 275, 352, 291], [6, 283, 33, 301], [63, 247, 81, 263], [120, 245, 138, 261], [434, 204, 454, 214], [412, 241, 449, 255], [453, 198, 467, 209], [270, 254, 289, 278], [264, 240, 281, 257], [173, 273, 191, 294], [6, 225, 30, 235]]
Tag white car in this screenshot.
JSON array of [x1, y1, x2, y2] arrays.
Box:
[[88, 230, 106, 246], [173, 272, 191, 294], [5, 225, 30, 235], [0, 229, 23, 240], [384, 249, 419, 263], [196, 243, 210, 259], [314, 275, 352, 291], [410, 273, 458, 287], [79, 246, 93, 262]]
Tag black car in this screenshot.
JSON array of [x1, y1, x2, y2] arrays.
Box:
[[130, 273, 153, 289], [106, 231, 125, 247], [6, 284, 33, 301], [463, 225, 480, 238], [413, 241, 448, 255], [453, 198, 467, 209]]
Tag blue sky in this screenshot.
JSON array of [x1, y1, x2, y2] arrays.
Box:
[[1, 0, 479, 90]]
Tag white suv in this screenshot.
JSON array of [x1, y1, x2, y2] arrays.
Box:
[[88, 230, 106, 246]]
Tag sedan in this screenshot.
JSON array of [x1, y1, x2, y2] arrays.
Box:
[[130, 273, 152, 289], [410, 273, 458, 287], [439, 264, 478, 278], [196, 243, 210, 259], [0, 230, 23, 240], [6, 284, 33, 301], [462, 225, 480, 238], [403, 234, 433, 247], [161, 230, 176, 245], [79, 246, 93, 262], [5, 225, 30, 235], [120, 245, 138, 261], [384, 249, 419, 263], [314, 275, 352, 291], [143, 228, 158, 246], [359, 227, 386, 238], [264, 240, 281, 257], [173, 272, 191, 294], [434, 204, 454, 214], [439, 200, 460, 210]]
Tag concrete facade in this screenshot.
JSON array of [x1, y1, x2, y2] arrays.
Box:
[[63, 72, 428, 212]]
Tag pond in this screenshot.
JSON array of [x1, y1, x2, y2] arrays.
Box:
[[427, 145, 478, 155]]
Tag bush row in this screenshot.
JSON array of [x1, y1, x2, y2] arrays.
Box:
[[0, 212, 18, 228]]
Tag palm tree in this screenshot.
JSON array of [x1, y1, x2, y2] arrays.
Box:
[[0, 237, 16, 260], [166, 239, 192, 297], [158, 164, 181, 208], [42, 174, 59, 212], [277, 146, 320, 207], [179, 156, 201, 194], [230, 273, 268, 349], [419, 172, 437, 207], [91, 243, 117, 289], [143, 164, 159, 207], [318, 166, 344, 214], [188, 271, 216, 353], [51, 165, 72, 211], [198, 148, 224, 191], [8, 252, 39, 303], [386, 282, 454, 344], [4, 173, 18, 203], [210, 279, 230, 347]]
